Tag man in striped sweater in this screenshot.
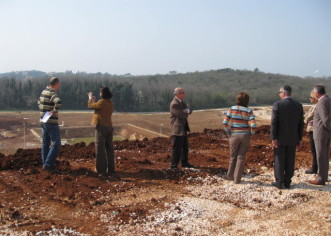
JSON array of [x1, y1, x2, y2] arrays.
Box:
[[38, 77, 62, 173]]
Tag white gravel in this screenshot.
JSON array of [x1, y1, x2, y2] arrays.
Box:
[[105, 168, 331, 236]]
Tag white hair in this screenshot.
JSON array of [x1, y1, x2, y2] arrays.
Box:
[[174, 87, 184, 95]]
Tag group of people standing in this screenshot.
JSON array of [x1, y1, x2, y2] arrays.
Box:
[[169, 85, 330, 188], [38, 77, 330, 188]]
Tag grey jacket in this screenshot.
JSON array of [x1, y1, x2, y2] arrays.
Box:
[[170, 97, 190, 136], [313, 95, 331, 141]]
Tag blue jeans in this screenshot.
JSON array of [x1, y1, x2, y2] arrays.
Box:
[[41, 123, 61, 168]]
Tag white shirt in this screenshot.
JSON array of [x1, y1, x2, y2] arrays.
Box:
[[318, 95, 325, 101]]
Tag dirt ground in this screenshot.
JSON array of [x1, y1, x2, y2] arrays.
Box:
[[0, 123, 330, 235], [0, 109, 269, 155]]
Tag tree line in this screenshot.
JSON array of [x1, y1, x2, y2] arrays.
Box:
[[0, 69, 330, 112]]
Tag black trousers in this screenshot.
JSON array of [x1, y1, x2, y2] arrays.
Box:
[[309, 132, 318, 173], [171, 135, 189, 167], [274, 145, 296, 185]]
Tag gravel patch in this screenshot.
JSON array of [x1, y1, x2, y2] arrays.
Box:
[[104, 168, 330, 235]]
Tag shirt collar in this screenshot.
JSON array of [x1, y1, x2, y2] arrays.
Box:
[[46, 86, 55, 92], [175, 96, 182, 103]]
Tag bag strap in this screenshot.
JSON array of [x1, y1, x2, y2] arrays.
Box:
[[237, 106, 246, 120]]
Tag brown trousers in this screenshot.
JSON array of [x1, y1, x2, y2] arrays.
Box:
[[227, 133, 251, 183], [95, 125, 115, 174], [314, 138, 330, 182]]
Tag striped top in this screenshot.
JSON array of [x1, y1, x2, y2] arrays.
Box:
[[223, 106, 256, 135], [38, 86, 62, 124]]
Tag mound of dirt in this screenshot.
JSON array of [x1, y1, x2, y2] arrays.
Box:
[[0, 125, 312, 172]]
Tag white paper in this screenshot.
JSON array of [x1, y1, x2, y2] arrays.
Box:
[[41, 111, 52, 123]]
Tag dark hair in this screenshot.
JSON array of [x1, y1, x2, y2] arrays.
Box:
[[314, 85, 326, 95], [280, 85, 292, 96], [236, 92, 249, 107], [100, 87, 112, 99], [50, 77, 59, 86]]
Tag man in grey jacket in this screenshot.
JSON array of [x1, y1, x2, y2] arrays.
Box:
[[170, 87, 194, 169], [308, 85, 331, 185]]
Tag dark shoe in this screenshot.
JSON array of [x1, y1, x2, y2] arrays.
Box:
[[284, 183, 291, 189], [305, 169, 317, 174], [307, 179, 325, 185], [223, 176, 234, 181], [272, 182, 284, 189], [181, 163, 195, 168], [43, 166, 60, 174], [170, 166, 178, 170]]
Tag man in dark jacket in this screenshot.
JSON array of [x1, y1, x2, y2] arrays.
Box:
[[170, 87, 194, 169], [271, 85, 304, 189], [308, 85, 331, 185]]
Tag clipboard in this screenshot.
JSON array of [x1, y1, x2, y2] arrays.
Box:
[[41, 111, 52, 123]]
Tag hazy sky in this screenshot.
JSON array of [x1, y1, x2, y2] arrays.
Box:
[[0, 0, 330, 76]]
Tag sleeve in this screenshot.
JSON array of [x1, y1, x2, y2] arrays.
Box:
[[304, 106, 314, 124], [50, 93, 62, 111], [249, 111, 257, 135], [298, 104, 304, 141], [317, 100, 331, 132], [223, 109, 232, 134], [271, 103, 278, 140], [88, 99, 103, 110], [171, 103, 188, 119]]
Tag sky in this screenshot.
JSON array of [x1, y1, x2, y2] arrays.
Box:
[[0, 0, 330, 77]]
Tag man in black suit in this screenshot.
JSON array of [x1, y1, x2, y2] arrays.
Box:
[[271, 85, 304, 189]]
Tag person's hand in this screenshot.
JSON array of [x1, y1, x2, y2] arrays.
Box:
[[87, 92, 93, 100], [183, 109, 190, 114], [272, 140, 279, 148]]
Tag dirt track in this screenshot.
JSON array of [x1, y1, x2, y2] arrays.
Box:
[[0, 126, 330, 235]]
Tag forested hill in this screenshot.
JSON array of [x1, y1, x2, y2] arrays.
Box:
[[0, 69, 330, 112]]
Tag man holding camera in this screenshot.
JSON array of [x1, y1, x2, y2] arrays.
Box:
[[170, 87, 194, 169]]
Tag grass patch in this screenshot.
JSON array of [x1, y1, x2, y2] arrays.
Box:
[[67, 136, 124, 145]]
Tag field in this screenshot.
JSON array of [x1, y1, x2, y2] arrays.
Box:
[[0, 109, 330, 235], [0, 109, 269, 155]]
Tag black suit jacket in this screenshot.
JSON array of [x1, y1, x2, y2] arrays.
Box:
[[271, 97, 304, 146]]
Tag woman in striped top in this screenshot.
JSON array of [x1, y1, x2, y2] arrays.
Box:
[[223, 92, 257, 183]]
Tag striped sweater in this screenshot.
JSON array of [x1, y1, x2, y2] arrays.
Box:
[[38, 86, 62, 124], [223, 106, 256, 135]]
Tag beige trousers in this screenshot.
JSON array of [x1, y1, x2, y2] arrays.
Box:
[[227, 133, 251, 183]]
